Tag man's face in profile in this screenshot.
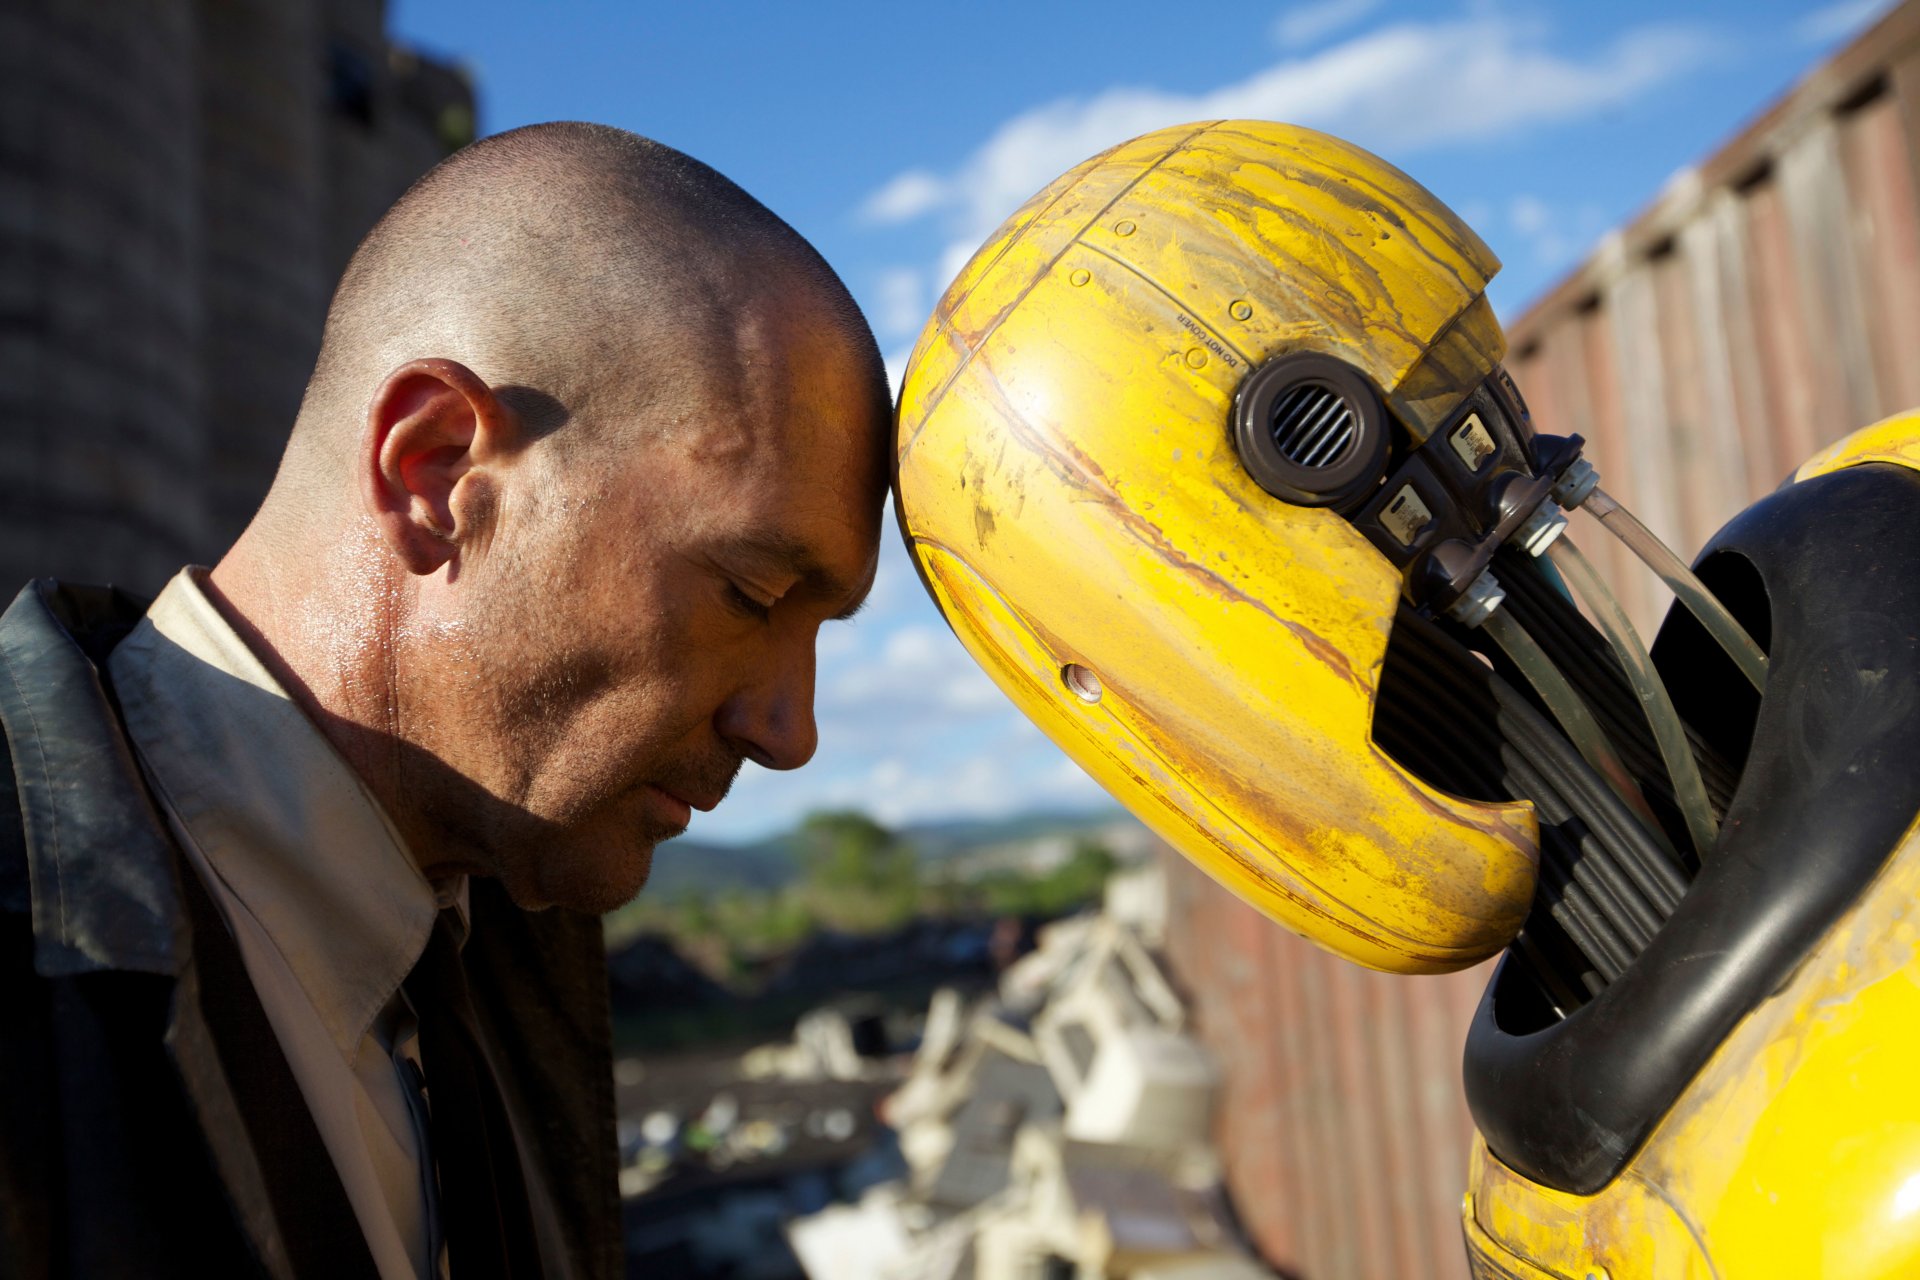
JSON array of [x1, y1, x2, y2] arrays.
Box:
[[427, 299, 886, 914]]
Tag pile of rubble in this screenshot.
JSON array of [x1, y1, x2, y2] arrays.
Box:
[[785, 866, 1272, 1280], [613, 1024, 906, 1275]]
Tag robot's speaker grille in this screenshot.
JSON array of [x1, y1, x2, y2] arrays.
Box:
[[1232, 352, 1390, 511], [1270, 382, 1358, 469]]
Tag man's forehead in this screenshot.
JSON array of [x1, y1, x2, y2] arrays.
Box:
[[630, 280, 888, 611], [676, 325, 881, 462]]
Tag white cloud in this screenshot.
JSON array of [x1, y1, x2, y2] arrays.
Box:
[[878, 625, 943, 671], [873, 267, 925, 340], [934, 240, 979, 298], [770, 10, 1721, 845], [1509, 193, 1552, 237], [1272, 0, 1382, 48], [861, 15, 1713, 275], [699, 696, 1112, 839], [1795, 0, 1895, 44], [687, 510, 1118, 841], [883, 345, 912, 401], [860, 169, 949, 224], [815, 621, 861, 661], [852, 512, 919, 617], [1455, 197, 1494, 231], [827, 735, 1110, 829], [828, 623, 1003, 717], [1502, 193, 1609, 271]]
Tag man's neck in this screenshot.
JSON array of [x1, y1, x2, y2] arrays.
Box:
[[206, 524, 426, 870]]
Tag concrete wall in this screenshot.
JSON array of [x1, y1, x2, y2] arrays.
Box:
[[0, 0, 473, 597], [0, 2, 205, 591], [1160, 3, 1920, 1276]]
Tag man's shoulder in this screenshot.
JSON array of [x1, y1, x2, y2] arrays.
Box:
[[0, 579, 184, 978], [2, 579, 153, 669], [0, 695, 26, 921]]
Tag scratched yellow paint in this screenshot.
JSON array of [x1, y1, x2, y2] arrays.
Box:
[[1465, 815, 1920, 1279], [895, 121, 1535, 974], [1459, 416, 1920, 1278], [902, 129, 1920, 1267], [1795, 408, 1920, 482]]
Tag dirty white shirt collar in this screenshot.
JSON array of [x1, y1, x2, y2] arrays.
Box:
[[110, 568, 463, 1280]]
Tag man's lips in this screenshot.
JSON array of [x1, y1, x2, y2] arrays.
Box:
[[642, 782, 722, 828], [660, 783, 722, 812], [641, 784, 691, 828]]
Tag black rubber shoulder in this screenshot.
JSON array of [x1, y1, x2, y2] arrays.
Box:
[[1463, 462, 1920, 1194]]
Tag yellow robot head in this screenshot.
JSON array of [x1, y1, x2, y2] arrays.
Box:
[[894, 120, 1543, 974]]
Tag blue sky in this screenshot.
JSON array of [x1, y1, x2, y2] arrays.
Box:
[[391, 0, 1894, 842]]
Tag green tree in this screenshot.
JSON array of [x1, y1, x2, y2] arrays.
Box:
[[980, 839, 1117, 917], [795, 810, 920, 930]]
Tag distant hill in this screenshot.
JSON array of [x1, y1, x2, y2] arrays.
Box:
[[643, 806, 1133, 900], [893, 807, 1132, 861], [644, 834, 795, 900]]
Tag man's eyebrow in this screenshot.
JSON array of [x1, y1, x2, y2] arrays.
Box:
[[720, 533, 872, 620]]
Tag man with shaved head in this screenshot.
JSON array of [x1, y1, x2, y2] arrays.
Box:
[[0, 123, 889, 1278]]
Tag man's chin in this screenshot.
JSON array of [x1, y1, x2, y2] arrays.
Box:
[[503, 832, 667, 915]]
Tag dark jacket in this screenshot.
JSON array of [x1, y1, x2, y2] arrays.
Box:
[[0, 581, 620, 1280]]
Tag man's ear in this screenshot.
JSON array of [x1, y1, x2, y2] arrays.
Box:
[[360, 358, 516, 576]]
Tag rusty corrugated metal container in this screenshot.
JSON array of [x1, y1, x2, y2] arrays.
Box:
[[1164, 851, 1488, 1280], [1160, 5, 1920, 1275], [1508, 0, 1920, 628]]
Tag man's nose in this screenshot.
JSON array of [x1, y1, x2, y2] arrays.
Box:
[[716, 631, 819, 771]]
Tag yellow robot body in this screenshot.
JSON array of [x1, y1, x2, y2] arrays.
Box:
[[896, 121, 1536, 975], [1469, 823, 1920, 1280], [896, 117, 1920, 1276], [1463, 415, 1920, 1279]]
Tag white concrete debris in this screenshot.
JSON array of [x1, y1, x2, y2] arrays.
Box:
[[744, 1005, 885, 1082], [1101, 864, 1169, 946], [787, 1186, 916, 1278], [786, 864, 1272, 1280]]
